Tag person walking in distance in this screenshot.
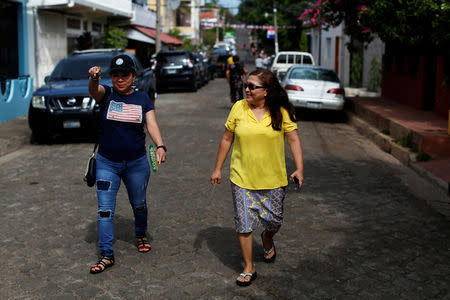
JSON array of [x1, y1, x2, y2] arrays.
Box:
[[210, 69, 304, 286], [255, 54, 264, 70], [87, 54, 167, 274], [226, 55, 248, 104]]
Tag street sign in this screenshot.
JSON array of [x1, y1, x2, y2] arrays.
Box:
[[224, 32, 235, 38]]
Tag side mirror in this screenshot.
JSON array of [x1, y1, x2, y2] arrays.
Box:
[[44, 76, 50, 84]]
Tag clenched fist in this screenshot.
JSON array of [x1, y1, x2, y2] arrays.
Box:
[[88, 66, 101, 80]]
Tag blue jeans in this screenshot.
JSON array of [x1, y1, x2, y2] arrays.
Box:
[[95, 153, 150, 257]]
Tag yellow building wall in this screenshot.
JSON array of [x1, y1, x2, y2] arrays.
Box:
[[147, 0, 195, 38]]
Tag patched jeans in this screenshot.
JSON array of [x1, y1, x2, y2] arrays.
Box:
[[95, 153, 150, 257]]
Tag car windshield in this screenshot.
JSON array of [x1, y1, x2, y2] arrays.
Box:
[[289, 68, 340, 82], [158, 53, 187, 65], [50, 56, 112, 80]]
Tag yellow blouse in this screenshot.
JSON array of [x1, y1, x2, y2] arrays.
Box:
[[225, 100, 297, 189]]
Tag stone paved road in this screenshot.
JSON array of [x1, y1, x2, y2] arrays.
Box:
[[0, 78, 449, 299]]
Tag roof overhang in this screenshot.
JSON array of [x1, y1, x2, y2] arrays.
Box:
[[134, 26, 184, 46], [126, 28, 155, 44]]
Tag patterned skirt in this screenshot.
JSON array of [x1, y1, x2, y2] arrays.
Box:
[[231, 183, 286, 233]]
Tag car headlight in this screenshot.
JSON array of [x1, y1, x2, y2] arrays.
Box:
[[31, 96, 45, 109], [82, 97, 91, 109]]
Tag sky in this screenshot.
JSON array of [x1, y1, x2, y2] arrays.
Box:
[[216, 0, 242, 15]]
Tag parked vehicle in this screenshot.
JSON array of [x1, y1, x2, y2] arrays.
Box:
[[28, 49, 156, 143], [208, 49, 230, 78], [271, 51, 315, 81], [213, 42, 231, 53], [154, 50, 202, 92], [193, 52, 210, 85], [282, 65, 345, 111]]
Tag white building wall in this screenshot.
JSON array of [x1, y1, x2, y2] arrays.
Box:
[[340, 34, 351, 87], [31, 10, 110, 87], [310, 24, 351, 86], [310, 23, 383, 88], [362, 36, 384, 90], [190, 0, 204, 42], [36, 11, 67, 87]]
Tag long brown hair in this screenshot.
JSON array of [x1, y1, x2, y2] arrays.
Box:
[[249, 69, 297, 131]]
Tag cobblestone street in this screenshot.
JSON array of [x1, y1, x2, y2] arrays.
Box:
[[0, 78, 449, 299]]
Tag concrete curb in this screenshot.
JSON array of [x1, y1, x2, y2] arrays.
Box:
[[346, 111, 449, 197]]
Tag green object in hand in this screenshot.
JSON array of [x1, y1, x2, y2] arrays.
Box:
[[148, 144, 158, 173]]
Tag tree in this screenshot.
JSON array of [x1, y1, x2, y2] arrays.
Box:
[[202, 28, 217, 48], [167, 28, 201, 52], [237, 0, 311, 53], [102, 27, 128, 49], [298, 0, 449, 52], [76, 32, 93, 50], [299, 30, 309, 51]]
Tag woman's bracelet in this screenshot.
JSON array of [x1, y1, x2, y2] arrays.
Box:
[[156, 145, 167, 152], [89, 76, 100, 81]]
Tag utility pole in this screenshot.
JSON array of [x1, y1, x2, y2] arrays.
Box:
[[216, 26, 219, 43], [273, 5, 279, 54], [156, 0, 161, 53]]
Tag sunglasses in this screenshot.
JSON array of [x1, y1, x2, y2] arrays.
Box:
[[244, 83, 265, 90]]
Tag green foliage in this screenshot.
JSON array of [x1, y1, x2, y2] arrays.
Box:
[[76, 32, 93, 50], [395, 134, 414, 149], [299, 30, 309, 52], [237, 0, 310, 52], [416, 151, 431, 162], [350, 52, 362, 87], [368, 56, 382, 92], [168, 28, 202, 52], [299, 0, 449, 51], [380, 129, 390, 135], [102, 27, 127, 49], [202, 28, 217, 49]]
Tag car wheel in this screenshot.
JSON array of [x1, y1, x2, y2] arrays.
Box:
[[191, 79, 198, 92]]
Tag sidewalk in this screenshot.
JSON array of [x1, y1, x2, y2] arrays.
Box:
[[0, 116, 30, 157], [345, 88, 450, 197]]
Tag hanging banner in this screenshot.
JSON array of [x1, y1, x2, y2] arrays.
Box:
[[200, 22, 296, 30]]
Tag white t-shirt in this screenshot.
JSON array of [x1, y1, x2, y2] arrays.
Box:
[[255, 57, 263, 68]]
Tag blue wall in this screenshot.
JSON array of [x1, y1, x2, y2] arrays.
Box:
[[0, 0, 33, 123], [0, 77, 33, 122]]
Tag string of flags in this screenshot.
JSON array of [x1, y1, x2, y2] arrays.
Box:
[[200, 22, 297, 29]]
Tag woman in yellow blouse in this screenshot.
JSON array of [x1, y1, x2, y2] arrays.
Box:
[[210, 69, 304, 286]]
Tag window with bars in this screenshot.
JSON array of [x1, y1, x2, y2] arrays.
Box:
[[67, 18, 81, 29]]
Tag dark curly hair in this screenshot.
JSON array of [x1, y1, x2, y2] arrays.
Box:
[[248, 69, 297, 131]]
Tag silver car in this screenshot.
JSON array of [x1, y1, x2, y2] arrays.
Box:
[[282, 65, 345, 111]]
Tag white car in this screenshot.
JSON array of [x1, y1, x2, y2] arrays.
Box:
[[213, 42, 230, 52], [282, 65, 345, 111], [271, 51, 314, 81]]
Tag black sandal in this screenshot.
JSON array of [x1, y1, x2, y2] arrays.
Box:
[[89, 255, 114, 274], [137, 237, 151, 253], [261, 231, 276, 263], [236, 272, 258, 287]]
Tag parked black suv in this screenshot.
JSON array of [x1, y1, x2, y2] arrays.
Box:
[[154, 50, 202, 91], [208, 49, 230, 78], [28, 49, 157, 143]]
